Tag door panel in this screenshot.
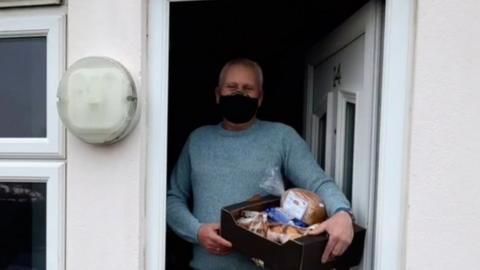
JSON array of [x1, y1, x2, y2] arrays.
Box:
[[312, 35, 365, 180], [304, 1, 382, 269]]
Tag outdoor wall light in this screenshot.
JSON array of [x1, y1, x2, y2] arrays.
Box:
[[57, 56, 139, 144]]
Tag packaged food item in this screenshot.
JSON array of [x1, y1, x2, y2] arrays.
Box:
[[241, 168, 328, 244], [266, 207, 291, 224], [259, 167, 327, 226], [266, 223, 306, 244], [236, 209, 311, 245], [281, 188, 327, 225], [265, 207, 309, 228], [237, 210, 268, 237]]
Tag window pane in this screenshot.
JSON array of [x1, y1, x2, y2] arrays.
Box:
[[343, 102, 355, 202], [0, 182, 46, 270], [0, 37, 47, 138]]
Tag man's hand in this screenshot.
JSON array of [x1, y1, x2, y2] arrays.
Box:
[[307, 211, 354, 263], [198, 223, 232, 256]]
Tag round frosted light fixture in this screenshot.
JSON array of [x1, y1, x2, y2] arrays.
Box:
[[57, 56, 139, 144]]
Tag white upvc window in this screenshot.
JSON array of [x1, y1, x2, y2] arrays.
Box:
[[0, 15, 65, 158], [0, 13, 66, 270], [0, 162, 65, 270], [0, 0, 61, 8]]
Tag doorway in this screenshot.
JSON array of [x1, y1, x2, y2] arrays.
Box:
[[147, 0, 415, 269], [166, 0, 375, 269]]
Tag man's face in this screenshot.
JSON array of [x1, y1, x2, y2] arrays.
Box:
[[216, 64, 263, 106]]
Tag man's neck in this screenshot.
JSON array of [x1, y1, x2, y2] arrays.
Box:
[[222, 117, 257, 131]]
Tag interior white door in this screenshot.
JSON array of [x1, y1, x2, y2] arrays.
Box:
[[304, 1, 383, 269]]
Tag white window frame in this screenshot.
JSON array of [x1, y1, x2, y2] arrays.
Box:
[[0, 161, 65, 270], [0, 0, 61, 8], [324, 91, 338, 177], [308, 97, 327, 161], [146, 0, 416, 269], [0, 15, 66, 159], [334, 91, 357, 191]]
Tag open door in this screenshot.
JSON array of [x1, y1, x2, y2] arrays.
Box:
[[304, 1, 383, 269]]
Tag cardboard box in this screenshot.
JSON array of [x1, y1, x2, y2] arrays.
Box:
[[221, 195, 366, 270]]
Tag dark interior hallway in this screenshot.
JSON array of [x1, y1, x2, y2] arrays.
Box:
[[167, 0, 368, 268]]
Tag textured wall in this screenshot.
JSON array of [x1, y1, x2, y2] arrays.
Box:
[[406, 0, 480, 268], [66, 0, 147, 269]]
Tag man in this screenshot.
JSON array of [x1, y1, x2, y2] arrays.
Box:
[[167, 58, 354, 270]]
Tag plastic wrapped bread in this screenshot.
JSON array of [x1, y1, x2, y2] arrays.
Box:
[[280, 188, 327, 225], [266, 224, 305, 244]]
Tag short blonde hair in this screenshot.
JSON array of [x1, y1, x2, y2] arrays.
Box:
[[218, 58, 263, 89]]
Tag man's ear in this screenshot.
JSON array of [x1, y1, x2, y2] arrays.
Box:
[[215, 87, 220, 104]]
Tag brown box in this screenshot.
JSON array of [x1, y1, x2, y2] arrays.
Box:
[[221, 195, 366, 270]]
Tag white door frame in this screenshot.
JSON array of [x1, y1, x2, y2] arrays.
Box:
[[145, 0, 416, 269], [373, 0, 415, 269]]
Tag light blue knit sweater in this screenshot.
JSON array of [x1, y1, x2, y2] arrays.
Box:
[[167, 120, 351, 270]]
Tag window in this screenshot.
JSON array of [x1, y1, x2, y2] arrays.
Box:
[[0, 162, 65, 270], [0, 37, 47, 138], [0, 182, 46, 269], [343, 102, 356, 202], [335, 91, 356, 202], [0, 15, 65, 158], [0, 0, 61, 8], [0, 14, 66, 270]]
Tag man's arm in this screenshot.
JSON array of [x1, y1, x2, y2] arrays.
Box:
[[281, 126, 351, 215], [281, 126, 354, 262], [166, 138, 202, 244]]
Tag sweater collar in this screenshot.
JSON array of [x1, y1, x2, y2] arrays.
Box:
[[216, 119, 261, 136]]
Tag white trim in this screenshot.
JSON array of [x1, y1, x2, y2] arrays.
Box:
[[374, 0, 415, 269], [146, 1, 170, 270], [0, 0, 60, 8], [334, 91, 357, 189], [325, 91, 337, 177], [0, 161, 65, 270], [359, 2, 384, 269], [0, 15, 66, 159]]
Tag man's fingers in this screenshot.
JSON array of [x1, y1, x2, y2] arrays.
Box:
[[211, 223, 220, 231], [322, 238, 337, 263], [211, 233, 232, 248], [307, 222, 327, 235], [331, 240, 347, 257]]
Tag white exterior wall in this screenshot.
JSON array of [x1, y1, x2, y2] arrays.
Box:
[[66, 0, 147, 270], [406, 0, 480, 269], [4, 1, 480, 269]]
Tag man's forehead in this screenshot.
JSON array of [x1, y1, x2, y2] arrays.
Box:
[[219, 60, 263, 90], [224, 65, 258, 80], [225, 64, 256, 74]]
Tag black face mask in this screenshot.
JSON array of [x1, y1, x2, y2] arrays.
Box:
[[218, 94, 259, 124]]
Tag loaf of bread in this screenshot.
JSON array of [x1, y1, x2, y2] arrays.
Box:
[[266, 224, 305, 244], [280, 188, 327, 225]]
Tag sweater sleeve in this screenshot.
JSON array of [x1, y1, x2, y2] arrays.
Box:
[[166, 137, 202, 244], [281, 126, 351, 217]]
